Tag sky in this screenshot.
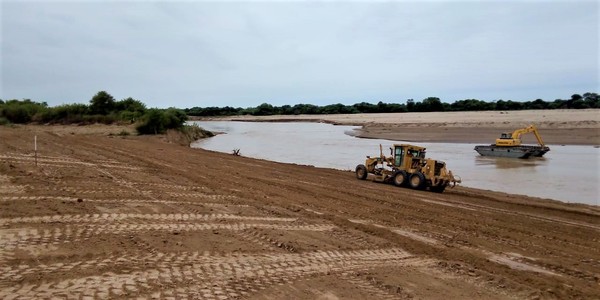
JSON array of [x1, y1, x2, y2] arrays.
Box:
[[1, 0, 598, 109]]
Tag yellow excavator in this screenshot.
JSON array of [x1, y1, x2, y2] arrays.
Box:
[[495, 125, 546, 147], [475, 124, 550, 158]]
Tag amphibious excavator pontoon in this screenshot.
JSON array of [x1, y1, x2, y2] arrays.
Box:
[[474, 125, 550, 159]]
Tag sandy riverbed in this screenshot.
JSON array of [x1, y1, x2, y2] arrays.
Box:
[[196, 109, 600, 145]]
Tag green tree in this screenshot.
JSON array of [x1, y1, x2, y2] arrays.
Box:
[[421, 97, 444, 111], [116, 97, 146, 113], [89, 91, 116, 115], [116, 97, 146, 122], [290, 104, 318, 115], [528, 99, 548, 109], [583, 92, 599, 108], [548, 99, 567, 109], [353, 102, 377, 113], [163, 108, 187, 128], [0, 99, 47, 123], [253, 103, 275, 116], [505, 100, 523, 110], [495, 100, 508, 110], [406, 99, 415, 112], [136, 108, 187, 135]]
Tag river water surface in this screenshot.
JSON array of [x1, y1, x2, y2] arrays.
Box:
[[191, 121, 599, 205]]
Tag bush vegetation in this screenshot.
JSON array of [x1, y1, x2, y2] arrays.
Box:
[[135, 108, 187, 135], [0, 91, 189, 135]]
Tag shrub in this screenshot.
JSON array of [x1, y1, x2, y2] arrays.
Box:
[[33, 103, 90, 124], [0, 99, 47, 123], [136, 108, 187, 135]]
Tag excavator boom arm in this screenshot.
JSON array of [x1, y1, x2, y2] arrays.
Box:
[[510, 125, 545, 146]]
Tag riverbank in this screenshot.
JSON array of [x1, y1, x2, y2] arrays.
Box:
[[194, 109, 600, 145], [1, 124, 599, 298]]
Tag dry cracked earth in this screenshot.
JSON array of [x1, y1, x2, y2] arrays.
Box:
[[1, 126, 599, 299]]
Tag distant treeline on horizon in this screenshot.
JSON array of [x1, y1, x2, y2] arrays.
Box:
[[186, 92, 599, 116], [1, 92, 598, 126]]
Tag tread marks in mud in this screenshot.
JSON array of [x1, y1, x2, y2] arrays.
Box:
[[0, 174, 27, 195], [233, 229, 287, 252], [0, 223, 337, 253], [0, 213, 297, 226], [0, 248, 415, 299], [347, 219, 573, 280], [341, 272, 414, 300], [0, 153, 142, 171]]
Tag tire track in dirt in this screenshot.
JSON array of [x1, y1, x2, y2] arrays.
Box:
[[0, 153, 142, 170], [0, 222, 337, 264], [0, 174, 28, 194], [0, 248, 415, 299], [341, 272, 415, 300], [340, 191, 600, 267], [222, 172, 600, 276], [347, 218, 600, 284], [233, 229, 301, 253], [0, 213, 297, 225], [0, 223, 335, 250], [3, 127, 598, 298], [412, 194, 600, 232], [0, 196, 250, 212], [36, 142, 198, 216], [0, 196, 77, 202]]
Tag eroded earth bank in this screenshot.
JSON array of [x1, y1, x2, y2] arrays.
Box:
[[1, 125, 599, 299]]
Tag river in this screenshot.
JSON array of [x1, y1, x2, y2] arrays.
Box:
[[190, 121, 599, 206]]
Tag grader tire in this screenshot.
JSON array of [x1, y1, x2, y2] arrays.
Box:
[[355, 164, 368, 180], [409, 173, 426, 190], [393, 171, 408, 187]]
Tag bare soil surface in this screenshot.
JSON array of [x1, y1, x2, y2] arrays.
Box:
[[197, 109, 600, 145], [1, 124, 599, 299]]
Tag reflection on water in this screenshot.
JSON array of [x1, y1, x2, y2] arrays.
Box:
[[475, 156, 545, 169], [191, 121, 599, 206]]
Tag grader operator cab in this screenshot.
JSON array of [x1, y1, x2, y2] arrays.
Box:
[[355, 144, 461, 193]]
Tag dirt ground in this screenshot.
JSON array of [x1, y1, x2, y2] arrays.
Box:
[[199, 109, 600, 145], [1, 124, 599, 299]]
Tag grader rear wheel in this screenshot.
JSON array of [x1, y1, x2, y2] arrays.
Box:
[[355, 164, 368, 180]]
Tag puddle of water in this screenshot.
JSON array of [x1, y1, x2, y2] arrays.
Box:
[[191, 121, 599, 205]]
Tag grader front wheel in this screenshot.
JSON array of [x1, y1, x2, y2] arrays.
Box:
[[409, 172, 426, 190], [393, 170, 408, 187], [355, 164, 368, 180]]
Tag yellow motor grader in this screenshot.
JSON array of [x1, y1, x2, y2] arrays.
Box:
[[355, 144, 461, 193]]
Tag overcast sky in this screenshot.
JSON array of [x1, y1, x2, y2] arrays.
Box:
[[1, 1, 598, 108]]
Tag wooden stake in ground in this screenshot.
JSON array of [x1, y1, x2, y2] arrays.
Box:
[[34, 135, 37, 167]]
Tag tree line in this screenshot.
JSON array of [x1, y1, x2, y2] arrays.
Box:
[[0, 91, 187, 134], [185, 92, 599, 116], [2, 91, 598, 131]]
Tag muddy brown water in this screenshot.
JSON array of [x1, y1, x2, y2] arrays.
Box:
[[191, 121, 599, 205]]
